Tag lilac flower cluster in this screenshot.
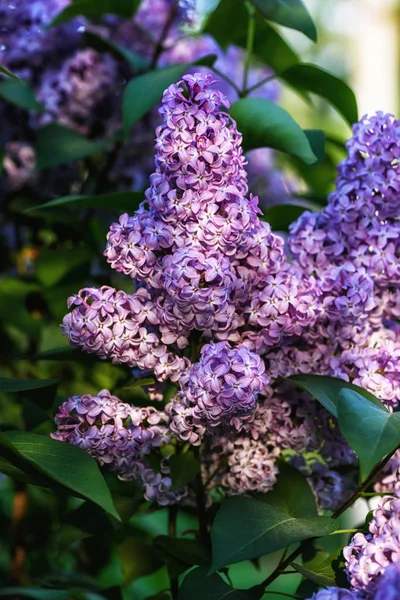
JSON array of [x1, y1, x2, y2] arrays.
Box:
[[168, 341, 268, 442], [52, 389, 187, 505], [309, 478, 400, 599], [62, 285, 188, 381], [344, 481, 400, 597], [55, 69, 400, 510]]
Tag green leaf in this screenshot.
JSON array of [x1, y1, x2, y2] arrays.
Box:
[[123, 57, 217, 136], [169, 452, 200, 491], [50, 0, 140, 25], [230, 98, 316, 164], [35, 246, 92, 287], [179, 567, 264, 600], [250, 0, 317, 42], [280, 63, 358, 126], [0, 589, 70, 599], [256, 460, 317, 518], [251, 20, 299, 72], [0, 376, 59, 394], [262, 201, 321, 232], [31, 191, 143, 212], [0, 64, 20, 79], [83, 30, 149, 73], [290, 555, 336, 587], [287, 374, 384, 418], [304, 129, 325, 164], [204, 0, 298, 73], [0, 376, 59, 409], [153, 536, 209, 568], [211, 496, 337, 570], [337, 389, 400, 480], [0, 79, 43, 110], [35, 124, 111, 169], [123, 65, 189, 136], [1, 431, 120, 520]]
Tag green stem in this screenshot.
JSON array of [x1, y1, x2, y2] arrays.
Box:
[[168, 505, 179, 600], [330, 529, 359, 535], [261, 446, 399, 591], [243, 74, 278, 97], [211, 66, 242, 96], [242, 2, 256, 93]]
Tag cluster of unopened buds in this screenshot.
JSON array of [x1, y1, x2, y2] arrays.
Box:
[[54, 73, 400, 514]]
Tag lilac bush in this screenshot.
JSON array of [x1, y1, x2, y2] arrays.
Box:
[[2, 2, 400, 598]]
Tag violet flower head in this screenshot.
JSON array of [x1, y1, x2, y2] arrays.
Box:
[[374, 561, 400, 600], [61, 285, 187, 382], [308, 589, 360, 600], [169, 341, 268, 444], [344, 476, 400, 597]]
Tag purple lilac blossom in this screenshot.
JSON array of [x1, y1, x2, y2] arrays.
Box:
[[168, 341, 268, 443], [344, 477, 400, 597], [61, 285, 188, 382], [374, 561, 400, 600], [307, 589, 360, 600], [52, 390, 187, 505]]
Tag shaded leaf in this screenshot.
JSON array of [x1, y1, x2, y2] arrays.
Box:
[[304, 129, 325, 164], [1, 430, 120, 520], [0, 589, 70, 599], [35, 124, 111, 169], [179, 567, 264, 600], [35, 246, 92, 287], [337, 389, 400, 479], [50, 0, 140, 25], [212, 496, 337, 570], [250, 0, 317, 42], [153, 535, 209, 568], [204, 0, 298, 73], [31, 191, 143, 212], [0, 79, 43, 110], [280, 63, 358, 126], [290, 556, 336, 587], [256, 460, 317, 518], [262, 201, 320, 232], [230, 98, 316, 164], [0, 376, 59, 394], [169, 452, 200, 491], [287, 374, 384, 418], [123, 56, 217, 136], [84, 30, 149, 72], [0, 64, 20, 79]]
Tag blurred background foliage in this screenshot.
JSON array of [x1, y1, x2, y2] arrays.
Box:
[[0, 0, 398, 598]]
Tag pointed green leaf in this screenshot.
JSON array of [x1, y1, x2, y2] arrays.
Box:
[[35, 124, 111, 169], [0, 64, 20, 79], [211, 496, 337, 570], [250, 0, 317, 42], [179, 567, 264, 600], [0, 79, 43, 111], [287, 374, 384, 418], [230, 98, 316, 164], [337, 389, 400, 479], [280, 63, 358, 126], [31, 191, 143, 212], [1, 431, 120, 520], [0, 376, 59, 394]]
